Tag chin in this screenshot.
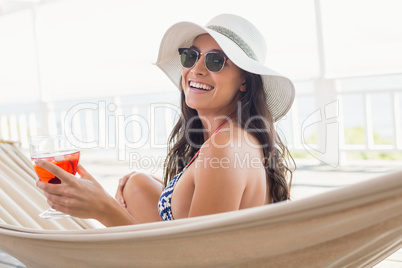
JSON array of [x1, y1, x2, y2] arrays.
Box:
[[185, 99, 201, 111]]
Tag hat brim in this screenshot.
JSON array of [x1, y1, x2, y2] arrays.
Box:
[[155, 21, 295, 122]]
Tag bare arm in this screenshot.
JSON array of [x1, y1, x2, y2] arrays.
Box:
[[188, 136, 249, 217], [35, 160, 139, 227]]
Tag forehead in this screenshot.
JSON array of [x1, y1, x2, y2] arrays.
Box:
[[192, 34, 223, 51]]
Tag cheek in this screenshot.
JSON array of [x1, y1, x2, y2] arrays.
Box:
[[214, 75, 241, 92], [181, 68, 189, 89]]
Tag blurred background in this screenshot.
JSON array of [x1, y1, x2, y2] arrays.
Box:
[[1, 0, 401, 163], [1, 0, 402, 266]]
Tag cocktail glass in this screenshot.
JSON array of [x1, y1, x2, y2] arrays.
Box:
[[30, 135, 80, 219]]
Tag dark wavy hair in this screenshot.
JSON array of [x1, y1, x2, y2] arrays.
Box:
[[163, 73, 294, 203]]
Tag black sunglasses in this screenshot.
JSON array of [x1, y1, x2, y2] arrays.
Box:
[[178, 47, 228, 73]]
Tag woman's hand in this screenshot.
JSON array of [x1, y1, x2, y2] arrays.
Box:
[[115, 171, 137, 208], [35, 160, 112, 220]]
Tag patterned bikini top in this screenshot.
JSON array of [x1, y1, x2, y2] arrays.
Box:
[[157, 114, 237, 221]]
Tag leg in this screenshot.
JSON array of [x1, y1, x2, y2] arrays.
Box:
[[122, 172, 164, 223]]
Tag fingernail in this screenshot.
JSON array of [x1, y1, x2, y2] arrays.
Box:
[[36, 180, 45, 188]]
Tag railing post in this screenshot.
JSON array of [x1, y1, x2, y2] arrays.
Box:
[[363, 94, 374, 149], [314, 78, 340, 165], [337, 92, 347, 164], [38, 100, 50, 135], [392, 92, 402, 149], [290, 100, 300, 150]]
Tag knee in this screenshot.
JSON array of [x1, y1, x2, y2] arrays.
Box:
[[122, 172, 163, 222], [123, 172, 149, 197]]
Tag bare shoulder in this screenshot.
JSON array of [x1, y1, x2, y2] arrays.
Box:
[[188, 125, 267, 217], [195, 125, 264, 174], [203, 125, 262, 155]]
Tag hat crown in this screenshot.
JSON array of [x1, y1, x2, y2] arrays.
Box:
[[206, 14, 267, 63]]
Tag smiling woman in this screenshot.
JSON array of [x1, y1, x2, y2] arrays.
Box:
[[181, 35, 246, 114], [34, 13, 296, 226], [128, 14, 295, 222]]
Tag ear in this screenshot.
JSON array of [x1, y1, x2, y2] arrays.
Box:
[[240, 80, 247, 92]]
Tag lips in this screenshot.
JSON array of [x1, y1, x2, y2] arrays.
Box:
[[189, 80, 214, 91]]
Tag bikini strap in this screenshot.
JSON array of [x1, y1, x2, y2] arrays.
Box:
[[185, 113, 237, 168]]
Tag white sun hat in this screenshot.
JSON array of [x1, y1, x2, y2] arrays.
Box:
[[155, 14, 295, 122]]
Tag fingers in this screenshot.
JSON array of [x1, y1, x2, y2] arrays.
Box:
[[44, 190, 69, 208], [77, 164, 89, 176], [34, 159, 73, 184], [116, 197, 126, 208], [37, 181, 69, 211], [35, 160, 82, 197], [116, 179, 127, 208], [46, 198, 66, 214], [45, 195, 76, 217], [37, 179, 60, 195], [115, 172, 134, 208], [119, 176, 129, 188], [77, 164, 96, 182]]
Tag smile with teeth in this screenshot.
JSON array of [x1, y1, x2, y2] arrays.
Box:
[[189, 81, 214, 91]]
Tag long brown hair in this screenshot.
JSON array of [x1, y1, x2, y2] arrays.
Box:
[[163, 73, 294, 202]]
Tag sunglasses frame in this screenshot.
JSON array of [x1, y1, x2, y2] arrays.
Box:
[[178, 47, 229, 73]]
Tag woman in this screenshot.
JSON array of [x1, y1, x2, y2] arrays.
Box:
[[36, 14, 295, 227]]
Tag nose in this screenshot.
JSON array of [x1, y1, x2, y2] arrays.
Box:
[[190, 54, 208, 75]]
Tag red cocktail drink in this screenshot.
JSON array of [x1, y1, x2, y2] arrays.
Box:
[[29, 135, 80, 219], [32, 151, 80, 184]]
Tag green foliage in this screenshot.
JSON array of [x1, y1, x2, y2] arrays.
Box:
[[344, 126, 394, 145], [304, 131, 317, 144], [344, 126, 365, 144], [292, 126, 402, 160], [291, 152, 314, 159], [344, 126, 401, 160], [346, 151, 402, 160]]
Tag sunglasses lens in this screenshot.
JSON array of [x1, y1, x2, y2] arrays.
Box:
[[180, 49, 198, 68], [205, 52, 225, 72]]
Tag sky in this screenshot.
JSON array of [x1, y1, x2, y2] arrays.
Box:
[[1, 0, 401, 104]]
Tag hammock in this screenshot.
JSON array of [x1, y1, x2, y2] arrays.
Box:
[[0, 141, 401, 267], [0, 141, 97, 230]]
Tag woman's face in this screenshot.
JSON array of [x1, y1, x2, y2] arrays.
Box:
[[181, 34, 246, 116]]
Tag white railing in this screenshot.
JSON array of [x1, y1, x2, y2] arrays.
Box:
[[1, 78, 401, 163], [338, 89, 402, 152], [0, 92, 180, 153], [279, 77, 402, 165]]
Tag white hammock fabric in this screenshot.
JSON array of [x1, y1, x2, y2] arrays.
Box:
[[0, 141, 401, 267], [0, 142, 97, 230]]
